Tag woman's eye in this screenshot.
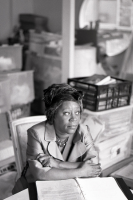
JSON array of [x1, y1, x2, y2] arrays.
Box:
[[75, 111, 80, 115], [64, 112, 70, 116]]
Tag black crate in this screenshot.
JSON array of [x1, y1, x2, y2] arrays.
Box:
[[68, 75, 132, 111]]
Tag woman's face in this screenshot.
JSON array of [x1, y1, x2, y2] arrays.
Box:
[[54, 101, 81, 138]]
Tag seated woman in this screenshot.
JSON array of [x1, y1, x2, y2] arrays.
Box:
[[26, 83, 101, 182]]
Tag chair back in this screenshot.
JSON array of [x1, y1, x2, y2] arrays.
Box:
[[9, 115, 46, 177]]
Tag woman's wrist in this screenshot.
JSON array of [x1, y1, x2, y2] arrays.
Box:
[[75, 167, 84, 178], [58, 161, 82, 169], [56, 159, 62, 168]]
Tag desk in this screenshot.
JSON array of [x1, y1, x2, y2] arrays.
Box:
[[102, 156, 133, 189], [5, 189, 29, 200], [4, 178, 133, 200]]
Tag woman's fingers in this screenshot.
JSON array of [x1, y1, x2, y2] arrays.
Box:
[[36, 153, 45, 160], [39, 155, 50, 161], [37, 153, 49, 159], [88, 163, 101, 171], [42, 159, 50, 167], [36, 153, 50, 165], [88, 163, 102, 177]]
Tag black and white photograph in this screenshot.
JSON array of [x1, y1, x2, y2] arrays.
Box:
[[0, 0, 133, 199]]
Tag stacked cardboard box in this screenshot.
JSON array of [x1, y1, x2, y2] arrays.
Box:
[[81, 106, 133, 170]]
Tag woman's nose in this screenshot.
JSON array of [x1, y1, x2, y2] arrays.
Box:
[[69, 113, 77, 121]]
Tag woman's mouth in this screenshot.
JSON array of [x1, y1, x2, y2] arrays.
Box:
[[68, 125, 77, 129]]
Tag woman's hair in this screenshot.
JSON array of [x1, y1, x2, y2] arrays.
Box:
[[42, 83, 84, 124]]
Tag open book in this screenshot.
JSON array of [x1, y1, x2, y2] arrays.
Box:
[[35, 177, 133, 200]]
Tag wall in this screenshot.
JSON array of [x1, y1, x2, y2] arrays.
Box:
[[0, 0, 33, 41], [0, 0, 117, 40], [33, 0, 62, 33], [0, 0, 11, 41], [12, 0, 34, 27], [33, 0, 83, 33], [99, 0, 117, 25], [33, 0, 117, 33]]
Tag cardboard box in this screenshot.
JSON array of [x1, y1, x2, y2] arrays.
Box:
[[95, 131, 133, 170]]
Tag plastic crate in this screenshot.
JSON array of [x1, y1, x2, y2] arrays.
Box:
[[68, 75, 132, 111]]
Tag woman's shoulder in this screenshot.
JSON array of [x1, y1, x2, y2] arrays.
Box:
[[79, 123, 90, 135], [79, 123, 90, 133], [79, 123, 93, 143], [27, 121, 46, 140], [30, 121, 46, 131]]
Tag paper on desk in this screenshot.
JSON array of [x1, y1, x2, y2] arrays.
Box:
[[36, 179, 83, 200], [75, 177, 127, 200]]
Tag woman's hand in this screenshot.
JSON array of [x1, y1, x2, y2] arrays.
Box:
[[36, 153, 60, 168], [83, 154, 96, 163], [80, 161, 101, 178]]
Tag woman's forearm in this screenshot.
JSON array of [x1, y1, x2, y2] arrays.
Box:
[[58, 161, 82, 169], [37, 167, 82, 181], [30, 160, 101, 181]]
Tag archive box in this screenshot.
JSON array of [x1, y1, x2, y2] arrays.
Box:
[[81, 106, 133, 170], [29, 30, 62, 55], [0, 45, 22, 71], [0, 70, 35, 107], [68, 74, 132, 111], [25, 52, 61, 89], [0, 76, 11, 113], [95, 131, 133, 170], [82, 106, 133, 142], [11, 103, 31, 120]]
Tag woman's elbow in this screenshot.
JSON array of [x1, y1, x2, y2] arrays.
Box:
[[32, 168, 51, 181], [32, 170, 46, 181]]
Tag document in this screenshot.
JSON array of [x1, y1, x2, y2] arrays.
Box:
[[36, 179, 83, 200], [35, 177, 130, 200], [75, 177, 127, 200]]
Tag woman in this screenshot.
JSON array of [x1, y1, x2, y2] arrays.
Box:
[[26, 83, 101, 182]]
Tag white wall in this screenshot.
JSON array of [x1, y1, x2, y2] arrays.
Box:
[[33, 0, 117, 32], [0, 0, 117, 40], [99, 1, 117, 24], [0, 0, 11, 40], [33, 0, 83, 33], [33, 0, 62, 33], [0, 0, 33, 41], [12, 0, 34, 27]]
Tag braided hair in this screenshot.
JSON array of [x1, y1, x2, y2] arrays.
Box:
[[42, 83, 84, 124]]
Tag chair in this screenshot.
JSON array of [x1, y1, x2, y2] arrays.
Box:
[[9, 115, 46, 178]]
